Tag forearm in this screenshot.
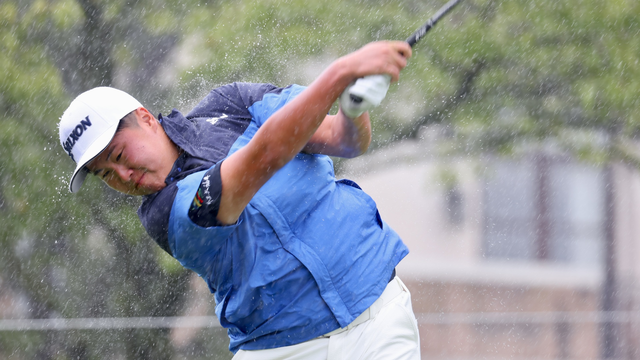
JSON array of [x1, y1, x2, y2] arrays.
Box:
[[303, 110, 372, 158], [217, 59, 356, 223], [238, 40, 410, 171], [217, 41, 411, 224], [336, 109, 372, 158], [255, 59, 355, 167]]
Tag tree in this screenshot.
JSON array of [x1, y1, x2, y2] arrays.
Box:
[[176, 1, 640, 357], [0, 1, 195, 358], [174, 0, 639, 161]]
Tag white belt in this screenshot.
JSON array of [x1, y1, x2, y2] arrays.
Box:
[[323, 276, 405, 337]]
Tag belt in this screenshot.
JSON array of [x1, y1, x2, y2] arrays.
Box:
[[322, 272, 404, 337]]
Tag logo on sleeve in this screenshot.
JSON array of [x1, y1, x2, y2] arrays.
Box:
[[62, 116, 92, 162], [191, 175, 215, 210], [192, 187, 204, 209]]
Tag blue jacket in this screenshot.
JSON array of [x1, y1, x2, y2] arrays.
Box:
[[138, 83, 408, 352]]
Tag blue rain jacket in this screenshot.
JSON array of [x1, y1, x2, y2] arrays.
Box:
[[138, 83, 408, 352]]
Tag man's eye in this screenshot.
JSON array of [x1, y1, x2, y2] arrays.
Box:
[[103, 171, 110, 179], [116, 151, 122, 162]]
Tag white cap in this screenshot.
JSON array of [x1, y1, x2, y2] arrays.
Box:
[[59, 87, 142, 193]]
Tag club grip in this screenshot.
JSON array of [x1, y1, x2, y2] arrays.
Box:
[[340, 75, 391, 118]]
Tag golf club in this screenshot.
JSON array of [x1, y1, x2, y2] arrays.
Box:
[[347, 0, 463, 106]]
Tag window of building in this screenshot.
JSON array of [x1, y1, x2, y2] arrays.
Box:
[[482, 155, 604, 266]]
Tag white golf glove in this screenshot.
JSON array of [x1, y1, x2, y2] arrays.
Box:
[[339, 74, 391, 119]]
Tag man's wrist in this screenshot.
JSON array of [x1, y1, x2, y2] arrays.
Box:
[[330, 56, 359, 92]]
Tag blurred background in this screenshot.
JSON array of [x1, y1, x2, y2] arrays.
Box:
[[1, 0, 639, 358]]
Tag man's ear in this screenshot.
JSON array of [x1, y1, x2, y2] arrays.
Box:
[[135, 107, 158, 130]]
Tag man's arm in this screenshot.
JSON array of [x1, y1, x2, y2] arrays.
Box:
[[302, 109, 371, 158], [216, 41, 412, 225]]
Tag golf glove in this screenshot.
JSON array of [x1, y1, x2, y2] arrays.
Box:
[[339, 74, 391, 119]]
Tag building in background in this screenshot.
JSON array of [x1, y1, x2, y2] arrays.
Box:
[[341, 135, 640, 360]]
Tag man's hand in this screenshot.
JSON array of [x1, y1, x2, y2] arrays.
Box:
[[340, 41, 411, 82], [338, 41, 411, 118]]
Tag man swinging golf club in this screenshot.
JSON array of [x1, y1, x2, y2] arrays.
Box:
[[59, 40, 420, 359]]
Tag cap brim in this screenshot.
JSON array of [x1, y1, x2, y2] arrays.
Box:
[[68, 123, 119, 193]]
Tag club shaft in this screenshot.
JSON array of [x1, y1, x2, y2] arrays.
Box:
[[405, 0, 462, 47]]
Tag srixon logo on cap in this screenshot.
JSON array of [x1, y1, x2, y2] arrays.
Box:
[[63, 116, 92, 162]]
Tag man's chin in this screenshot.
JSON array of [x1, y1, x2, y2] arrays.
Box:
[[116, 185, 162, 197], [135, 183, 166, 196]]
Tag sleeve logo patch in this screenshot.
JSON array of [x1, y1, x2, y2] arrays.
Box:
[[191, 175, 215, 209]]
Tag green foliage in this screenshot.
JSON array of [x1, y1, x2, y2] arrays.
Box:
[[174, 0, 640, 163], [0, 1, 193, 358]]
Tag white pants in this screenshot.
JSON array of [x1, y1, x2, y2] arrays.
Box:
[[233, 277, 420, 360]]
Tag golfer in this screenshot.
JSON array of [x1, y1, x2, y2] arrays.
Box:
[[59, 41, 419, 359]]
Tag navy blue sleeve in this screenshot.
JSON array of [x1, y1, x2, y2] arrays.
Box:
[[186, 82, 280, 119], [137, 162, 223, 255], [187, 163, 224, 228]]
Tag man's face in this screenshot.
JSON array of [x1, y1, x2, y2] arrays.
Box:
[[86, 108, 178, 196]]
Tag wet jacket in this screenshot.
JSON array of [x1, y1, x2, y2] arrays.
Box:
[[137, 83, 408, 352]]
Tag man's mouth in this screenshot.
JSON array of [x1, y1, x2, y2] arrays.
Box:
[[135, 172, 145, 188]]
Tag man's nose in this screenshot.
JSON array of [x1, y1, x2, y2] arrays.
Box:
[[113, 163, 132, 182]]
